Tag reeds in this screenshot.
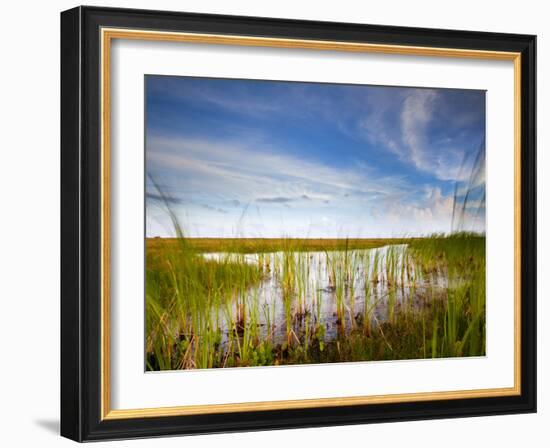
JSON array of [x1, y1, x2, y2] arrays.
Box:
[[146, 230, 485, 370]]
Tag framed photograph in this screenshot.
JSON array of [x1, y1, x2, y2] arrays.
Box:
[[60, 6, 536, 441]]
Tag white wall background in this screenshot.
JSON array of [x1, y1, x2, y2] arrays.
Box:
[[0, 0, 546, 446]]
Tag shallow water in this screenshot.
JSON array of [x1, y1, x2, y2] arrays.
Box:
[[201, 245, 448, 347]]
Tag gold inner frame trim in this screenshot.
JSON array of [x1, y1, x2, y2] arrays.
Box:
[[100, 27, 522, 420]]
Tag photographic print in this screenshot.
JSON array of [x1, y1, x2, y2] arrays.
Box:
[[61, 9, 536, 439], [145, 75, 486, 371]]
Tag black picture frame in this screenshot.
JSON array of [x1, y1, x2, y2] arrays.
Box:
[[61, 5, 536, 442]]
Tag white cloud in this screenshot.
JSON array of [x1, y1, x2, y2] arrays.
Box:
[[146, 134, 407, 204], [358, 88, 483, 183], [373, 186, 455, 234], [401, 90, 438, 171]]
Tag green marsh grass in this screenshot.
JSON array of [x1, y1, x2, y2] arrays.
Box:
[[146, 228, 485, 370]]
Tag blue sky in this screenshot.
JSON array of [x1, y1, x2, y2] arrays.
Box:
[[145, 75, 486, 238]]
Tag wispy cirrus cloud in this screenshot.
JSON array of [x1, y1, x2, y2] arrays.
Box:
[[358, 87, 485, 183], [146, 133, 408, 202]]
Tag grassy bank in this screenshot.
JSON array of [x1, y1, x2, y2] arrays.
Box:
[[147, 237, 409, 254]]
